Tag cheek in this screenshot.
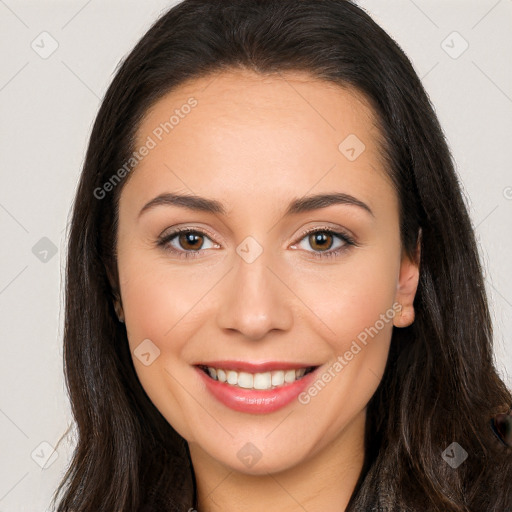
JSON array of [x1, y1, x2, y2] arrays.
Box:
[[117, 251, 211, 438], [297, 246, 399, 349], [292, 249, 400, 418], [294, 252, 398, 427], [118, 249, 215, 351]]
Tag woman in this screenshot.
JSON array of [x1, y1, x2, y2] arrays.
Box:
[[53, 0, 512, 510]]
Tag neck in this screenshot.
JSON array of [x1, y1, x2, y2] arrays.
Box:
[[189, 409, 367, 512]]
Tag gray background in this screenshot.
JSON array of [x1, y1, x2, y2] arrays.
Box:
[[0, 0, 511, 510]]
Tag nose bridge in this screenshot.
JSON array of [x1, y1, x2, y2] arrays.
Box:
[[215, 236, 293, 339]]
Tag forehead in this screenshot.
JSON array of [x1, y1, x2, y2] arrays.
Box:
[[123, 69, 394, 218], [136, 68, 381, 151]]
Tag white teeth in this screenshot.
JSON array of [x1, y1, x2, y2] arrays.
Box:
[[238, 371, 253, 389], [203, 366, 311, 390], [227, 371, 238, 385], [254, 372, 271, 390], [271, 370, 284, 387], [284, 370, 296, 383]]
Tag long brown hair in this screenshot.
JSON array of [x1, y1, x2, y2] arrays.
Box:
[[53, 0, 512, 510]]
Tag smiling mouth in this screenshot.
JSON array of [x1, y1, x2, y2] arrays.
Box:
[[197, 365, 317, 391]]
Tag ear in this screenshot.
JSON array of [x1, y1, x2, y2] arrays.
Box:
[[393, 230, 421, 328], [105, 260, 125, 323], [113, 296, 125, 323]]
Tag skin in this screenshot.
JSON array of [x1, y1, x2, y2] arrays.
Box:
[[115, 69, 420, 511]]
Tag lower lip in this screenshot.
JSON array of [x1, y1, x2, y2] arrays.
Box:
[[195, 366, 319, 414]]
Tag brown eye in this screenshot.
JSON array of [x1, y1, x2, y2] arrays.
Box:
[[292, 228, 355, 260], [158, 228, 217, 258], [308, 231, 334, 252], [178, 231, 204, 251]]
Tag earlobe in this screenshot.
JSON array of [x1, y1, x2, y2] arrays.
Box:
[[394, 301, 415, 328], [393, 231, 421, 328]]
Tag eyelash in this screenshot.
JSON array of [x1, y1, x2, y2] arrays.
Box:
[[156, 226, 356, 260]]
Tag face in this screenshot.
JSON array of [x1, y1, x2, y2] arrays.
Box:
[[115, 69, 419, 476]]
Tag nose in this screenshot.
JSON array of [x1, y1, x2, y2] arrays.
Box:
[[215, 248, 294, 341]]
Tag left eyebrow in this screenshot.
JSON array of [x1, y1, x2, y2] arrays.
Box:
[[138, 191, 374, 218], [284, 192, 374, 217]]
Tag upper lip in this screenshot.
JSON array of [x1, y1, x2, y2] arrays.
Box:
[[195, 360, 319, 373]]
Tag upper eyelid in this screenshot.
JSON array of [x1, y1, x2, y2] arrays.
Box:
[[159, 226, 219, 242], [298, 225, 353, 240]]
